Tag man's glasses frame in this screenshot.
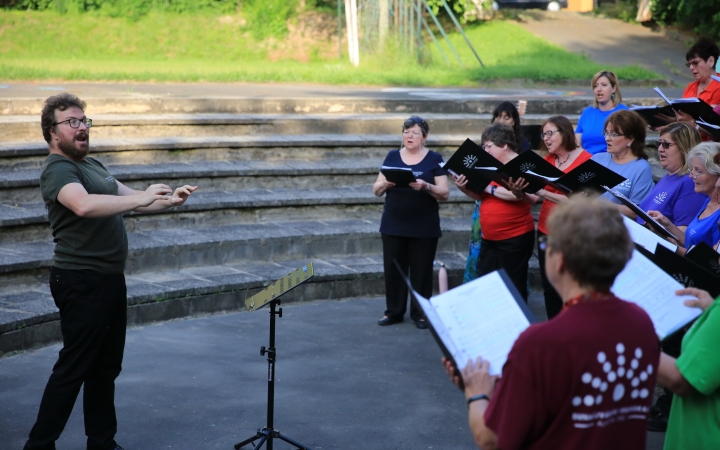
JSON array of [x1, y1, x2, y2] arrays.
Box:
[[51, 118, 92, 129]]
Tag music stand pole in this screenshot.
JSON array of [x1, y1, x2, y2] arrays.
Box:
[[234, 264, 314, 450]]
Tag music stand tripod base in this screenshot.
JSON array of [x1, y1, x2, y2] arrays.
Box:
[[234, 263, 314, 450]]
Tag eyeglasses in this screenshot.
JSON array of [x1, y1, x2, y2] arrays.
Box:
[[685, 59, 704, 68], [602, 131, 624, 139], [481, 142, 495, 151], [402, 130, 422, 137], [540, 129, 560, 139], [657, 140, 676, 149], [52, 117, 92, 129], [689, 167, 710, 178]]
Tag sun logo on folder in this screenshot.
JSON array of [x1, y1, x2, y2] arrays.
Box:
[[572, 342, 653, 408], [463, 155, 478, 168], [671, 273, 694, 288], [578, 172, 596, 183], [519, 162, 535, 172]]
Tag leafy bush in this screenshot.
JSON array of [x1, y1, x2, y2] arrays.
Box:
[[241, 0, 297, 40], [4, 0, 238, 16], [652, 0, 720, 42]]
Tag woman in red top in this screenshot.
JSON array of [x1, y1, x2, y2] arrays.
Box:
[[455, 123, 535, 301], [659, 38, 720, 137], [506, 117, 591, 318]]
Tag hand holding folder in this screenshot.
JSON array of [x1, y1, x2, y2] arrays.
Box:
[[445, 139, 626, 195]]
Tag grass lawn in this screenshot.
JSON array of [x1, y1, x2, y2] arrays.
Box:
[[0, 10, 662, 85]]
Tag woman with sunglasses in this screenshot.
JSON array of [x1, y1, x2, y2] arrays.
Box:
[[454, 123, 535, 302], [649, 143, 720, 249], [373, 116, 449, 329], [575, 70, 628, 155], [593, 110, 655, 206], [631, 123, 705, 234]]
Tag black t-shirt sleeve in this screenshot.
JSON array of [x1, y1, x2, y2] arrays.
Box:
[[40, 157, 83, 203]]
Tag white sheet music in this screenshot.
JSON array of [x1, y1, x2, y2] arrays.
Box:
[[697, 118, 720, 129], [623, 216, 677, 253], [411, 271, 531, 376], [525, 170, 560, 182], [612, 250, 702, 339], [653, 86, 672, 105]]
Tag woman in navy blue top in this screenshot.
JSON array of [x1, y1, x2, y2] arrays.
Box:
[[373, 116, 449, 329]]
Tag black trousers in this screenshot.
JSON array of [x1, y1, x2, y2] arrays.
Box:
[[537, 230, 563, 319], [477, 230, 535, 302], [382, 234, 438, 322], [25, 267, 127, 450]]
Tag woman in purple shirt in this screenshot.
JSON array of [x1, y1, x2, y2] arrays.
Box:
[[651, 143, 720, 248], [631, 123, 706, 233]]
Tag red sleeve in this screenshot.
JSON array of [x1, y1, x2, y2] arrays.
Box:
[[484, 336, 544, 450], [682, 82, 697, 99], [706, 80, 720, 106]]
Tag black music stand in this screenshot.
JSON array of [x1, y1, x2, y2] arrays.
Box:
[[234, 263, 314, 450]]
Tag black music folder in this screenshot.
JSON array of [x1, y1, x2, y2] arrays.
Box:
[[555, 159, 626, 194], [632, 87, 720, 128], [398, 265, 536, 378], [685, 242, 720, 278], [652, 245, 720, 298], [443, 139, 503, 193], [605, 187, 681, 241], [499, 150, 565, 194], [697, 119, 720, 140], [631, 105, 676, 128], [381, 166, 417, 186]]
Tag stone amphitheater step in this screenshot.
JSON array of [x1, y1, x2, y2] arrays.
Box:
[[0, 187, 475, 244], [0, 230, 491, 354], [0, 113, 578, 143], [3, 95, 656, 117], [0, 93, 665, 355]]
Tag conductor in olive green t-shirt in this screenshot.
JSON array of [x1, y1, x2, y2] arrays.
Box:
[[24, 93, 198, 450]]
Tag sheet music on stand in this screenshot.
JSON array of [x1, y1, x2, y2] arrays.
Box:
[[399, 266, 536, 377], [611, 249, 701, 340]]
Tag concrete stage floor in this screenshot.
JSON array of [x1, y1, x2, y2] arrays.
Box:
[[0, 296, 666, 449]]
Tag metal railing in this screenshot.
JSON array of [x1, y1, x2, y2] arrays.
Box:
[[341, 0, 484, 67]]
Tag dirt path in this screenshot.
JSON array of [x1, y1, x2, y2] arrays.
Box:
[[515, 11, 693, 86]]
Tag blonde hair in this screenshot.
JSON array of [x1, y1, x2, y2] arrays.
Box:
[[591, 70, 622, 109], [658, 122, 702, 174]]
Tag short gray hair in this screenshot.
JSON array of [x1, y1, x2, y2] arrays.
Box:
[[687, 142, 720, 176]]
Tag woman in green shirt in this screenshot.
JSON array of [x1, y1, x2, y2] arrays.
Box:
[[658, 286, 720, 450]]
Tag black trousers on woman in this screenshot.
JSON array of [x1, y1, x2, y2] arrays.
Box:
[[536, 230, 563, 319], [382, 234, 438, 322], [477, 230, 535, 302], [25, 267, 127, 450]]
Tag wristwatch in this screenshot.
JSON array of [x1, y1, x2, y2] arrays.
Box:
[[426, 183, 432, 191]]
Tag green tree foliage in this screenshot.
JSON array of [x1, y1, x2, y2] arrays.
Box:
[[241, 0, 298, 40], [4, 0, 238, 17], [652, 0, 720, 42]]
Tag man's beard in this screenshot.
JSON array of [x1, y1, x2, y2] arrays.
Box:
[[58, 134, 89, 160]]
